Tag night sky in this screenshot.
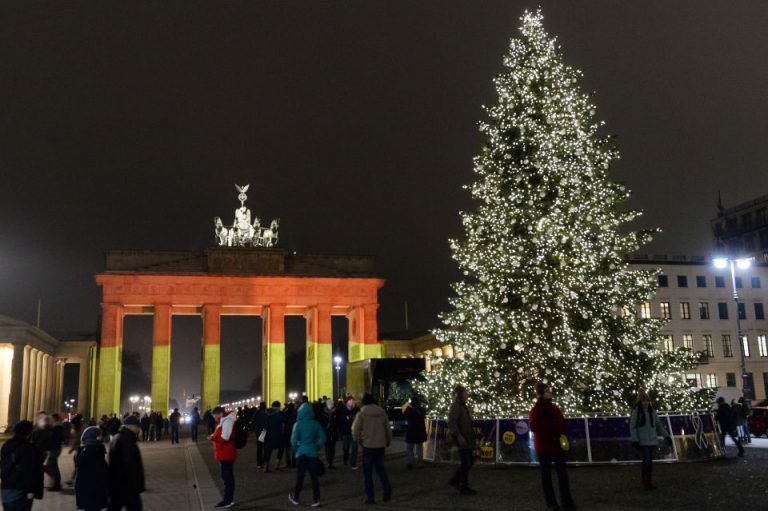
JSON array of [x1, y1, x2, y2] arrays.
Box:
[[2, 2, 767, 402]]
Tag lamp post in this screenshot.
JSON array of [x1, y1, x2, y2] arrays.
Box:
[[334, 355, 343, 398], [713, 256, 754, 407], [130, 395, 139, 413]]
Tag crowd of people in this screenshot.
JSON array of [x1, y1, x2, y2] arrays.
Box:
[[0, 385, 754, 511]]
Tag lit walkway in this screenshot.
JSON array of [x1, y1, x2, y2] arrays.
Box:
[[32, 437, 216, 511]]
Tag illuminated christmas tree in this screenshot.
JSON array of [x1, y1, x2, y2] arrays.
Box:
[[417, 10, 709, 418]]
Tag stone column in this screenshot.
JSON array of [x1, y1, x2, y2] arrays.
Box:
[[305, 304, 333, 401], [27, 349, 38, 418], [41, 355, 50, 412], [5, 344, 25, 429], [55, 360, 65, 413], [201, 304, 221, 412], [77, 358, 90, 416], [151, 304, 172, 412], [19, 346, 31, 420], [262, 304, 286, 405], [96, 303, 124, 417], [348, 304, 383, 362], [33, 350, 43, 414]]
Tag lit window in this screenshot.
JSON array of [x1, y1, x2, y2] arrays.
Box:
[[659, 302, 671, 319], [679, 302, 691, 320], [639, 302, 651, 319], [662, 335, 674, 353], [758, 335, 768, 357], [722, 335, 733, 357], [699, 302, 710, 320], [703, 335, 714, 357], [706, 373, 719, 388], [682, 334, 694, 351], [684, 373, 702, 387], [743, 336, 751, 357]]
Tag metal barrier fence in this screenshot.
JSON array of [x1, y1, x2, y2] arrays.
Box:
[[424, 412, 723, 465]]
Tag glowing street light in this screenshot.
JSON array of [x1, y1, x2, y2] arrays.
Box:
[[712, 256, 755, 406], [334, 355, 344, 398]]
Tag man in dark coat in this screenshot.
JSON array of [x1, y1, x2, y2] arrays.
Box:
[[169, 408, 182, 444], [75, 426, 109, 511], [250, 402, 268, 468], [189, 407, 201, 443], [404, 396, 428, 469], [715, 396, 745, 457], [334, 400, 353, 467], [1, 420, 44, 511], [107, 416, 145, 511], [44, 413, 65, 491], [447, 385, 476, 495], [262, 401, 285, 472]]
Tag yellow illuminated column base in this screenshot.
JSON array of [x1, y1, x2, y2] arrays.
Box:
[[201, 344, 220, 412], [96, 345, 122, 418], [151, 344, 171, 413], [263, 342, 286, 405], [306, 342, 333, 400], [349, 342, 384, 362]]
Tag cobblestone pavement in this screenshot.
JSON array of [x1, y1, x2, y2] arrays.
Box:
[[22, 435, 213, 511], [196, 438, 768, 511]]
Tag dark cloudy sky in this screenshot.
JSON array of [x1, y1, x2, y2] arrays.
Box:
[[2, 2, 767, 402]]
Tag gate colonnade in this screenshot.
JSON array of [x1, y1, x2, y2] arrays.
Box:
[[94, 249, 385, 417]]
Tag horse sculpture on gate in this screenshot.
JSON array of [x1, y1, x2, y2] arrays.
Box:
[[213, 184, 280, 248]]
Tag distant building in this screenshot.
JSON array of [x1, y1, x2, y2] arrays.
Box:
[[711, 193, 768, 263], [0, 316, 96, 431], [382, 255, 768, 405]]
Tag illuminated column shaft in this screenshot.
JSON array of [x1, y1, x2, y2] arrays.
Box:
[[348, 304, 383, 362], [305, 304, 333, 401], [96, 303, 124, 417], [6, 344, 25, 427], [151, 304, 172, 412], [77, 359, 89, 415], [263, 304, 286, 405], [27, 349, 38, 418], [19, 346, 31, 420], [55, 360, 65, 413], [201, 304, 221, 412], [33, 350, 43, 413]]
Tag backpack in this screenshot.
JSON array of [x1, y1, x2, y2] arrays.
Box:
[[234, 417, 249, 449]]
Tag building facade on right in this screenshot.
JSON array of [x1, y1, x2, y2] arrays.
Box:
[[630, 255, 768, 403], [711, 193, 768, 263]]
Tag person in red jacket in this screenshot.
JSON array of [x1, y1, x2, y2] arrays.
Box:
[[529, 382, 576, 511], [208, 406, 237, 509]]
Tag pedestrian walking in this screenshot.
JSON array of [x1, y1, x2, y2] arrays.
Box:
[[0, 420, 44, 511], [737, 397, 751, 443], [715, 397, 745, 457], [208, 406, 237, 509], [280, 403, 297, 469], [30, 412, 51, 470], [139, 414, 150, 442], [529, 382, 576, 510], [251, 402, 267, 469], [169, 408, 181, 444], [75, 426, 109, 511], [107, 416, 145, 511], [352, 393, 392, 504], [189, 407, 201, 443], [447, 385, 476, 495], [321, 400, 339, 469], [44, 414, 64, 491], [262, 401, 286, 472], [204, 409, 216, 435], [347, 397, 360, 470], [404, 396, 427, 469], [288, 403, 326, 507], [334, 399, 353, 467], [629, 390, 673, 491], [163, 417, 170, 438]]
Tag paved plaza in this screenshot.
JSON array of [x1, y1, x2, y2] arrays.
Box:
[[11, 433, 767, 511]]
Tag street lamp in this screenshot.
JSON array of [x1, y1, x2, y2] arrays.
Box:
[[288, 391, 298, 403], [130, 395, 139, 413], [334, 355, 344, 398], [713, 256, 754, 406]]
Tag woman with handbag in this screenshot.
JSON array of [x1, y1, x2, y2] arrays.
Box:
[[529, 382, 576, 511], [630, 390, 672, 490]]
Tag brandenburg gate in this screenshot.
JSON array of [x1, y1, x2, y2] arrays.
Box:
[[94, 186, 384, 417]]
